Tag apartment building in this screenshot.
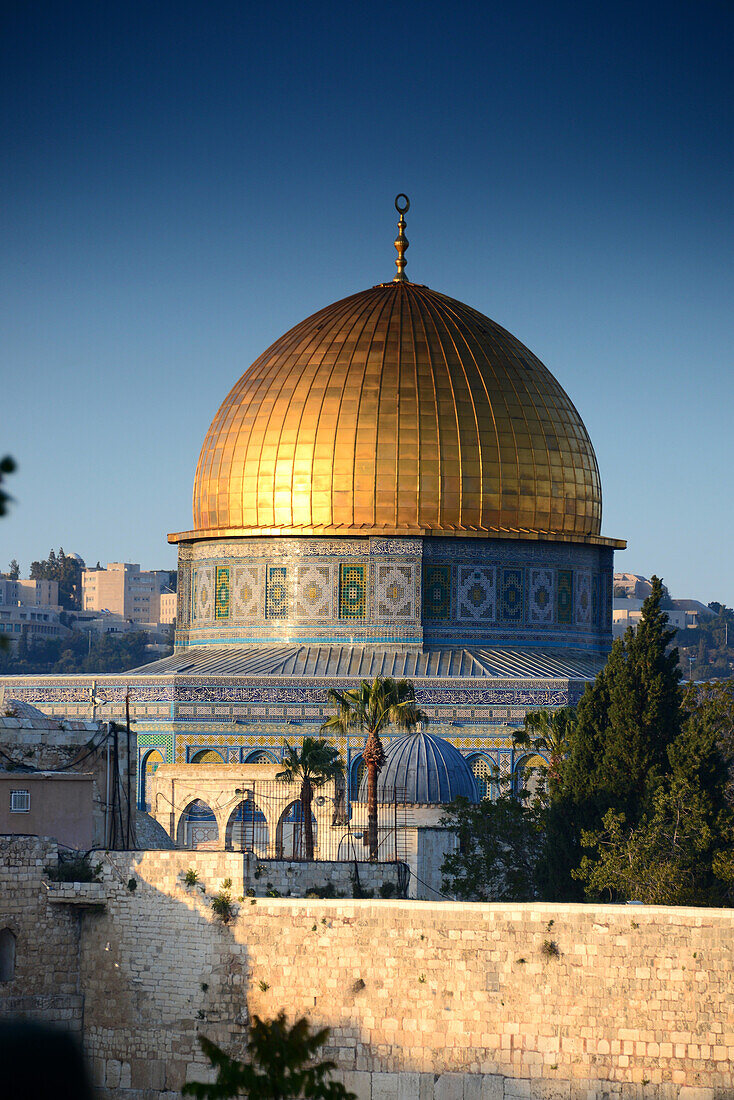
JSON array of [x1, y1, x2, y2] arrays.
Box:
[[0, 578, 60, 610], [82, 563, 173, 624]]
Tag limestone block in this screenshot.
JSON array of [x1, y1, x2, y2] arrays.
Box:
[[342, 1070, 373, 1100], [186, 1062, 217, 1084], [503, 1079, 532, 1098], [481, 1076, 504, 1100], [373, 1073, 400, 1100], [104, 1059, 121, 1088], [435, 1074, 465, 1100], [678, 1091, 715, 1100], [529, 1082, 571, 1100], [398, 1072, 421, 1100]]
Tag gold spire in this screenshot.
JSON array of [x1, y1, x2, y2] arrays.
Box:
[[393, 193, 410, 282]]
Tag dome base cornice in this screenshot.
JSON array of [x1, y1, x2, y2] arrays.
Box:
[[168, 526, 626, 550]]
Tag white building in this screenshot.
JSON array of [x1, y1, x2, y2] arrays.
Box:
[[82, 563, 173, 624], [0, 578, 60, 611]]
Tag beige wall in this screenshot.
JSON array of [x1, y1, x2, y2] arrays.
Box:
[[0, 773, 93, 848], [158, 590, 177, 624], [16, 579, 59, 608], [5, 837, 734, 1099], [0, 714, 135, 849], [83, 563, 170, 623]]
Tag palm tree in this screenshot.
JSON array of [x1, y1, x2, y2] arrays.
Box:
[[513, 707, 576, 788], [276, 737, 344, 860], [321, 677, 427, 861]]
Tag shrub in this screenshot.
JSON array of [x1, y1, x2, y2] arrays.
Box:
[[45, 853, 102, 883], [212, 881, 235, 924], [184, 868, 199, 887]]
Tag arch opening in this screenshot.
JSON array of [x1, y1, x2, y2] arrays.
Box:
[[349, 756, 366, 803], [468, 754, 497, 801], [176, 799, 219, 849], [275, 800, 318, 861], [140, 749, 164, 810], [245, 750, 276, 764], [225, 798, 269, 853], [514, 753, 548, 800], [190, 749, 225, 765]]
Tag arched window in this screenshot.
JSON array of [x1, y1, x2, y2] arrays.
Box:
[[468, 755, 496, 801], [0, 929, 16, 982], [190, 749, 225, 765], [514, 753, 548, 799], [350, 756, 366, 801], [140, 749, 164, 810], [245, 750, 275, 764]]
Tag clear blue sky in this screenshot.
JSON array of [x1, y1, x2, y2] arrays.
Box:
[[2, 1, 732, 604]]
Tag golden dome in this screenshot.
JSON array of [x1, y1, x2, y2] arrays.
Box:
[[175, 281, 613, 545]]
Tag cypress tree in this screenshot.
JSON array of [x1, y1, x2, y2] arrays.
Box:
[[565, 575, 681, 818], [545, 576, 683, 898]]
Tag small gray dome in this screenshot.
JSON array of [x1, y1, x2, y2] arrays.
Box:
[[358, 731, 479, 804]]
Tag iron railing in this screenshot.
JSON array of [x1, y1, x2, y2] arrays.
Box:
[[174, 778, 408, 863]]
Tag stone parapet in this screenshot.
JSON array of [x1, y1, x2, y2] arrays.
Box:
[[3, 836, 734, 1099]]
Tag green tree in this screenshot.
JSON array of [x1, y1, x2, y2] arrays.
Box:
[[7, 559, 20, 580], [0, 458, 16, 652], [546, 576, 683, 899], [29, 547, 83, 609], [183, 1013, 356, 1100], [573, 675, 734, 905], [0, 456, 15, 519], [276, 738, 344, 860], [441, 793, 543, 901], [514, 707, 576, 788], [321, 678, 426, 860]]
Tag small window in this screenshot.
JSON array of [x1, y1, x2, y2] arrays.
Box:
[[0, 929, 15, 981], [10, 790, 30, 813]]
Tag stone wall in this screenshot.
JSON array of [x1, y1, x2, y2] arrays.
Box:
[[107, 849, 405, 900], [0, 712, 135, 848], [0, 836, 83, 1035], [3, 836, 734, 1100]]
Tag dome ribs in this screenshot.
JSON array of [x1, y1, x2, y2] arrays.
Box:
[[189, 282, 605, 541], [344, 290, 395, 529]]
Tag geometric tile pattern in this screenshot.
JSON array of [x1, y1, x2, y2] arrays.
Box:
[[591, 574, 600, 627], [457, 566, 496, 621], [528, 568, 554, 624], [265, 566, 288, 619], [339, 564, 366, 620], [469, 754, 496, 800], [557, 569, 573, 625], [295, 564, 333, 620], [231, 564, 262, 620], [499, 567, 524, 623], [175, 536, 614, 645], [376, 563, 414, 620], [194, 566, 213, 621], [575, 571, 592, 625], [214, 565, 230, 620], [422, 565, 451, 620]]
